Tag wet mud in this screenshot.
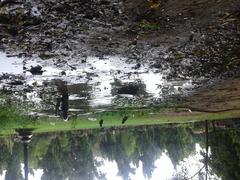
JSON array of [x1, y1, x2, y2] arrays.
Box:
[[0, 0, 240, 117], [185, 78, 240, 112]]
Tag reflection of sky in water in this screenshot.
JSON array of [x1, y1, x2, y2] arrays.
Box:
[[2, 144, 219, 180], [0, 170, 6, 180], [0, 52, 23, 74], [95, 144, 218, 180], [96, 153, 174, 180], [0, 52, 194, 112], [20, 164, 43, 180], [38, 56, 189, 103]]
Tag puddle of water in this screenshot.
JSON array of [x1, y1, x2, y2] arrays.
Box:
[[0, 52, 23, 74], [0, 52, 195, 117], [139, 71, 165, 97]]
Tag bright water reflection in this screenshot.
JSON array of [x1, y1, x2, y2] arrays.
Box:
[[1, 119, 240, 180], [0, 52, 194, 118]]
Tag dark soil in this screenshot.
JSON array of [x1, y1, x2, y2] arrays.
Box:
[[0, 0, 240, 114], [0, 0, 239, 79]]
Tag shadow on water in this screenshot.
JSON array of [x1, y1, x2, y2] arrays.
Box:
[[54, 80, 69, 121], [0, 119, 239, 180]]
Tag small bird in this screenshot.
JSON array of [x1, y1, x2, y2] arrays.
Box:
[[122, 116, 128, 124], [99, 119, 104, 127]]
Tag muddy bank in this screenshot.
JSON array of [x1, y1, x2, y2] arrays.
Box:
[[184, 78, 240, 112], [0, 0, 240, 117], [0, 0, 239, 78]]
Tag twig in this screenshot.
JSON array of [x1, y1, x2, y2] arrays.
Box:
[[185, 165, 205, 180]]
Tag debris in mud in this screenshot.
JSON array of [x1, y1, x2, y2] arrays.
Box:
[[0, 0, 240, 118], [133, 62, 141, 69], [112, 80, 146, 96], [0, 0, 239, 80], [7, 79, 24, 86], [117, 83, 142, 95], [61, 70, 66, 75], [0, 74, 25, 85]]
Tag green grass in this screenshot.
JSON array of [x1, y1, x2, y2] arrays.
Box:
[[1, 107, 240, 136]]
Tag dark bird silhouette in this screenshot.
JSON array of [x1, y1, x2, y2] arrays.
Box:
[[122, 116, 128, 124], [99, 119, 104, 127]]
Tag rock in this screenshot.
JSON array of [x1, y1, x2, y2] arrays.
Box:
[[81, 58, 87, 63], [151, 62, 162, 69], [29, 65, 44, 75], [61, 71, 66, 75], [134, 63, 141, 69]]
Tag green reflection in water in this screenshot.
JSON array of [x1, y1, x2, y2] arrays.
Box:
[[0, 119, 239, 180]]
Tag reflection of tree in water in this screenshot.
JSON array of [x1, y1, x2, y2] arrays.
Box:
[[0, 139, 11, 173], [1, 121, 240, 179], [160, 126, 195, 167], [209, 120, 240, 180], [67, 83, 92, 113], [68, 135, 100, 180], [39, 133, 101, 180], [111, 79, 147, 97], [40, 80, 92, 118], [100, 131, 135, 180], [40, 138, 68, 180], [134, 127, 162, 179], [5, 143, 23, 180]]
